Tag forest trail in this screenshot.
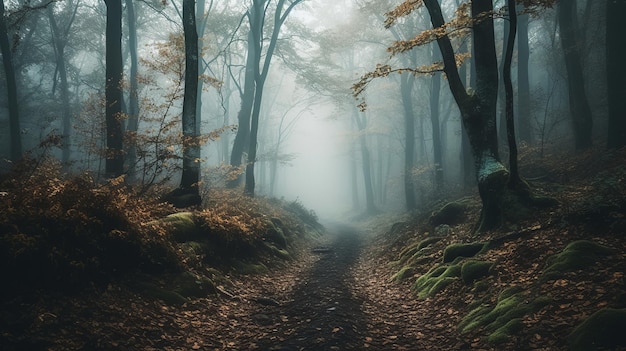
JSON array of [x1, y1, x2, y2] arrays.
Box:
[[252, 224, 369, 350], [241, 223, 440, 351]]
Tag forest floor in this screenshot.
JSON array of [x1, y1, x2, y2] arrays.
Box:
[[2, 147, 626, 350]]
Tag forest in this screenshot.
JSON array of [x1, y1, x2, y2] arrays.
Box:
[[0, 0, 625, 350]]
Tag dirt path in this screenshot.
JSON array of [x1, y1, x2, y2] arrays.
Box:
[[250, 224, 368, 350], [2, 223, 448, 351]]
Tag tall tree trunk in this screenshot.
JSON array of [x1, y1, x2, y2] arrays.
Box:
[[354, 108, 376, 215], [104, 0, 124, 177], [125, 0, 140, 179], [0, 0, 21, 162], [48, 5, 73, 167], [430, 68, 443, 191], [606, 0, 626, 148], [504, 0, 520, 186], [424, 0, 507, 232], [401, 74, 417, 210], [180, 0, 200, 196], [244, 0, 302, 196], [517, 7, 532, 144], [497, 17, 509, 147], [558, 0, 593, 150], [228, 4, 258, 187], [460, 42, 475, 188]]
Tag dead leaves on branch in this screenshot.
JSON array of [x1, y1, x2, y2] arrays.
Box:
[[384, 0, 423, 28], [352, 53, 470, 110]]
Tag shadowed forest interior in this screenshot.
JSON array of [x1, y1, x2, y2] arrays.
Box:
[[1, 0, 625, 350]]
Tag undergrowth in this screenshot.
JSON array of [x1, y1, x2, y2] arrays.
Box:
[[0, 157, 319, 296]]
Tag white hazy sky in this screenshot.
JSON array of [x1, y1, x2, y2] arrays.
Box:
[[275, 110, 353, 220]]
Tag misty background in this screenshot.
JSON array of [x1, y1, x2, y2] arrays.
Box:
[[0, 0, 614, 220]]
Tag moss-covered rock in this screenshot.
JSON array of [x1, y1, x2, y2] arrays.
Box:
[[233, 260, 269, 275], [487, 318, 523, 345], [395, 237, 441, 267], [459, 287, 551, 344], [392, 266, 416, 282], [461, 260, 493, 284], [429, 202, 467, 226], [172, 271, 216, 298], [412, 264, 461, 298], [568, 308, 626, 351], [265, 219, 288, 249], [443, 242, 487, 263], [263, 242, 292, 260], [542, 240, 614, 280], [161, 212, 201, 242]]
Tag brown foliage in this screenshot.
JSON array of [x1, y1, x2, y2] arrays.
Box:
[[0, 158, 178, 292]]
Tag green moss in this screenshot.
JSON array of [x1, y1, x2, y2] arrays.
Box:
[[392, 266, 416, 282], [568, 308, 626, 351], [397, 243, 421, 266], [233, 261, 269, 275], [395, 238, 441, 268], [263, 242, 291, 260], [428, 277, 457, 296], [487, 318, 523, 344], [443, 242, 487, 263], [412, 264, 461, 299], [461, 260, 493, 284], [161, 212, 201, 242], [417, 237, 442, 250], [173, 272, 216, 298], [264, 220, 287, 249], [543, 240, 613, 279], [459, 289, 550, 337], [473, 280, 491, 293]]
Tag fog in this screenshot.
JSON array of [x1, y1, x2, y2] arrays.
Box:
[[0, 0, 614, 220]]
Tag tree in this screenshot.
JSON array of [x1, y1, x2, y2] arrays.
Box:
[[606, 0, 626, 149], [104, 0, 124, 177], [359, 0, 557, 231], [178, 0, 202, 204], [125, 0, 140, 178], [353, 107, 377, 215], [516, 4, 531, 144], [47, 0, 79, 167], [558, 0, 593, 150], [429, 46, 443, 192], [502, 0, 520, 186], [227, 0, 303, 196], [0, 0, 22, 162], [425, 0, 505, 231]]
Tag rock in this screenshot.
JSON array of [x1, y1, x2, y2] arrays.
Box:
[[173, 271, 216, 298], [568, 308, 626, 351], [429, 202, 467, 226], [461, 260, 493, 284], [542, 240, 614, 280], [265, 221, 287, 249], [161, 212, 201, 242], [443, 242, 486, 263]]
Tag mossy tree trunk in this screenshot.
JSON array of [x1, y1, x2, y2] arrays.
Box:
[[424, 0, 508, 232]]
